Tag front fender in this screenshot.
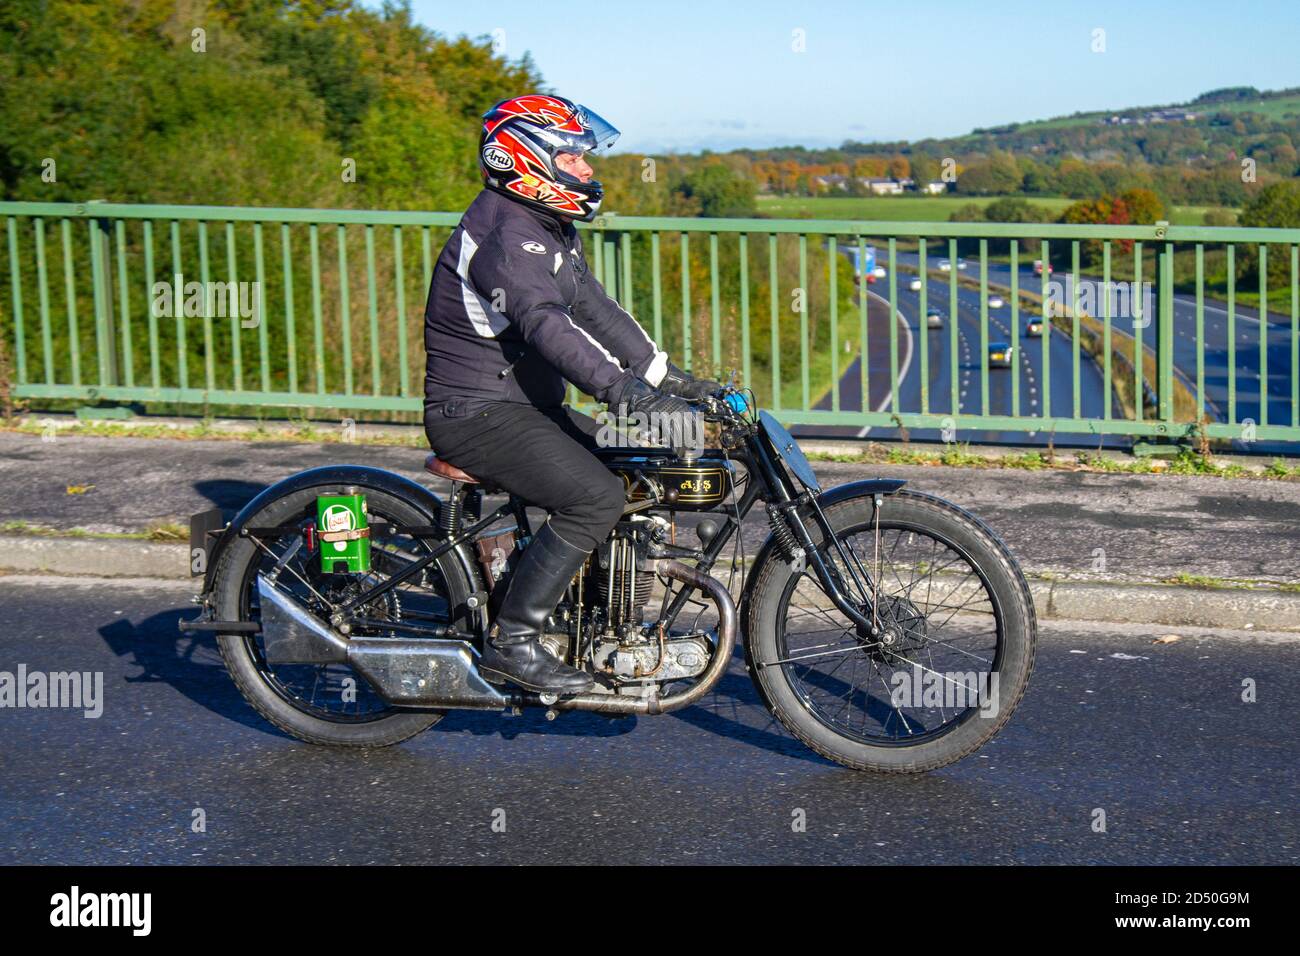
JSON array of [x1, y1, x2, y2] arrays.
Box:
[[737, 477, 908, 633], [197, 464, 477, 600]]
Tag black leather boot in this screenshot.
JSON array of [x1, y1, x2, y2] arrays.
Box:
[[479, 521, 595, 695]]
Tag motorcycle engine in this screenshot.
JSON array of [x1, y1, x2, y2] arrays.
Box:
[[553, 515, 712, 684]]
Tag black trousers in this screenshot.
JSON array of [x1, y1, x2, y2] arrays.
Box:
[[423, 402, 625, 553]]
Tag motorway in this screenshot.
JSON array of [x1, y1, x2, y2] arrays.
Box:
[[941, 250, 1297, 431], [1, 577, 1295, 865], [795, 246, 1297, 451]]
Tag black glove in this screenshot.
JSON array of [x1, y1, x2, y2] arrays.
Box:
[[609, 376, 700, 448], [659, 361, 723, 402], [612, 375, 694, 419]]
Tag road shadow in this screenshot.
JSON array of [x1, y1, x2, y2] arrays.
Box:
[[99, 608, 295, 739], [671, 667, 838, 767], [98, 606, 637, 743], [193, 478, 269, 516], [93, 602, 941, 767]]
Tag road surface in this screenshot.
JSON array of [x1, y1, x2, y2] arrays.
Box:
[[2, 577, 1294, 865]]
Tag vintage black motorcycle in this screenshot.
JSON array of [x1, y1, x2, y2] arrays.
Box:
[[181, 386, 1036, 773]]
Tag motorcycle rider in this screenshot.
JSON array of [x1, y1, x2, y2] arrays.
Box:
[[423, 94, 720, 695]]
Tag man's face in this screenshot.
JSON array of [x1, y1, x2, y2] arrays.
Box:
[[555, 150, 594, 183]]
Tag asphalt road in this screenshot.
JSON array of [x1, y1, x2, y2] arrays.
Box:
[[2, 577, 1295, 865]]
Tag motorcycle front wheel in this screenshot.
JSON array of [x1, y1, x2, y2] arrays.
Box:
[[745, 490, 1036, 773]]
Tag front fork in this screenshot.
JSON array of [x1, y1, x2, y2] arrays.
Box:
[[774, 490, 885, 641]]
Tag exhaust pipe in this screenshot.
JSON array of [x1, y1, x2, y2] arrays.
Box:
[[257, 574, 508, 709], [551, 559, 737, 716], [258, 574, 350, 664], [257, 562, 737, 716]]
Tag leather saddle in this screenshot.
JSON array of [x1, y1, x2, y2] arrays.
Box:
[[424, 453, 478, 484]]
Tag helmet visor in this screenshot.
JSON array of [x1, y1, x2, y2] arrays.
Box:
[[577, 105, 620, 154], [530, 104, 620, 156]]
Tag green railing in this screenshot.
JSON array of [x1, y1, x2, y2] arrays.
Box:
[[2, 200, 1299, 445]]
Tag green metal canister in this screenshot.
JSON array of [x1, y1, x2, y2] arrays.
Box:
[[317, 488, 370, 574]]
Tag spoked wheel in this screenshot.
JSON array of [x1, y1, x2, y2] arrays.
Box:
[[746, 490, 1036, 773], [211, 484, 480, 746]]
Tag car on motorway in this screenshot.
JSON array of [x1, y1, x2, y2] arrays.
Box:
[[988, 341, 1013, 368], [873, 265, 887, 279], [956, 258, 968, 271], [909, 277, 923, 292], [988, 295, 1004, 309], [937, 259, 952, 272], [1033, 259, 1053, 276], [926, 308, 944, 329], [1025, 317, 1044, 337]]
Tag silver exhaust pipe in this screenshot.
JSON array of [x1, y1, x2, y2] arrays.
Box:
[[258, 574, 350, 664], [257, 574, 508, 709]]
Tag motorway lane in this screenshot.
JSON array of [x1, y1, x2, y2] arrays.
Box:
[[798, 251, 1114, 446], [916, 252, 1299, 443], [1, 577, 1296, 865], [891, 272, 1114, 444]]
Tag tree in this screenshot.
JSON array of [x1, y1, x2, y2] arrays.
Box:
[[984, 197, 1038, 222], [674, 163, 757, 218], [955, 150, 1022, 195], [1059, 197, 1115, 265], [908, 153, 939, 185], [1237, 181, 1300, 290], [1118, 188, 1164, 224]]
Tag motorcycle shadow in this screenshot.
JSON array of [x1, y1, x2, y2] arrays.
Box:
[[99, 610, 841, 764], [98, 608, 638, 742], [666, 663, 840, 768], [100, 609, 297, 740], [192, 477, 269, 514]]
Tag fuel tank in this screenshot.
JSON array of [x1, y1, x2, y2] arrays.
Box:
[[595, 450, 735, 511]]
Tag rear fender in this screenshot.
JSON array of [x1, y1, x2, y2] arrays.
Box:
[[195, 465, 478, 600]]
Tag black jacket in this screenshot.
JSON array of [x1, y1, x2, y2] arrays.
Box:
[[423, 189, 667, 418]]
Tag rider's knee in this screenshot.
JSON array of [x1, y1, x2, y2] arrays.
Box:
[[588, 468, 626, 528]]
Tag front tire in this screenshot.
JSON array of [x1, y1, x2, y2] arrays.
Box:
[[746, 490, 1036, 773]]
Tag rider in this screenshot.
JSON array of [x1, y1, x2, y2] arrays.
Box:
[[423, 94, 720, 695]]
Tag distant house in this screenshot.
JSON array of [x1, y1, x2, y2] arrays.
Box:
[[1148, 108, 1198, 122], [814, 173, 850, 191], [862, 177, 905, 195], [1103, 108, 1198, 126]]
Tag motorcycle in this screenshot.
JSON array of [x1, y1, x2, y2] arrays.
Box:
[[180, 386, 1036, 773]]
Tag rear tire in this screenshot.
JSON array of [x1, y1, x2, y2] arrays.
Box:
[[745, 490, 1036, 773], [212, 483, 481, 747]]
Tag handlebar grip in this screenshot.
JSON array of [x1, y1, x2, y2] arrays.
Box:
[[724, 392, 750, 414]]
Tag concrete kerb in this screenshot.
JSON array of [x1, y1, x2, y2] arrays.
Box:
[[3, 534, 1298, 633]]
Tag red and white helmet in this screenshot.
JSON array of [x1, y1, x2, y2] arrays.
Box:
[[478, 94, 620, 222]]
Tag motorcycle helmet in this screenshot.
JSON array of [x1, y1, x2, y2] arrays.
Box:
[[478, 94, 620, 222]]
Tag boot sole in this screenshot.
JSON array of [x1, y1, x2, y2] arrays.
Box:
[[479, 664, 594, 696]]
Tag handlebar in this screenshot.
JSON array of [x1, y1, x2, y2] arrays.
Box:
[[696, 387, 751, 423]]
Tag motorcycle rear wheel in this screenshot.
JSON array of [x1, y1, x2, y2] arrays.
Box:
[[211, 483, 481, 747]]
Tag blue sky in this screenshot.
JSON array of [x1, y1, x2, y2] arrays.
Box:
[[405, 0, 1300, 153]]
